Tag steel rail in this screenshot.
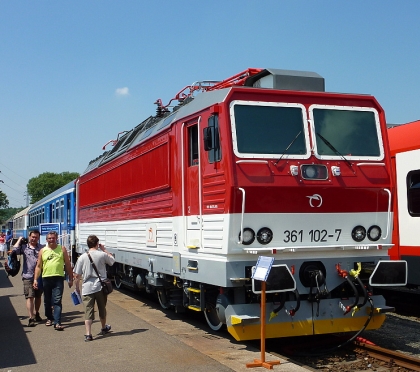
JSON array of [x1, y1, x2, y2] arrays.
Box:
[[355, 341, 420, 371]]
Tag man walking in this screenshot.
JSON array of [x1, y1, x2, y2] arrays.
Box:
[[8, 230, 44, 326], [74, 235, 115, 341], [33, 231, 73, 330]]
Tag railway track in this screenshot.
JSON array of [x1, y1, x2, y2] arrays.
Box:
[[354, 339, 420, 371], [259, 311, 420, 372], [264, 337, 420, 371]]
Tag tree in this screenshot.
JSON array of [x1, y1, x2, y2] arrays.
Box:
[[0, 190, 8, 209], [27, 172, 79, 204], [0, 190, 10, 223], [0, 207, 23, 224]]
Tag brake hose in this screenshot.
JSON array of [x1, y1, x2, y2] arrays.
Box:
[[336, 263, 359, 315], [269, 292, 286, 321], [269, 290, 301, 321], [349, 263, 368, 310], [354, 275, 368, 308], [287, 289, 301, 317], [343, 275, 360, 315]]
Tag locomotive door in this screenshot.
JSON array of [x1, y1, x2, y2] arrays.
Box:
[[183, 119, 202, 248]]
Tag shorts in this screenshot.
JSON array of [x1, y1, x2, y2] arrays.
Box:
[[23, 278, 43, 299], [82, 290, 107, 321], [0, 243, 5, 252]]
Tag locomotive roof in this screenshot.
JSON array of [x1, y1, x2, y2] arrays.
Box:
[[83, 68, 326, 175], [388, 119, 420, 156], [82, 88, 231, 174]]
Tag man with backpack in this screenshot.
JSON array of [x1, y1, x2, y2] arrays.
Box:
[[6, 230, 45, 327]]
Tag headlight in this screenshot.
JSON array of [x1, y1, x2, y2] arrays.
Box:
[[301, 164, 328, 180], [367, 225, 381, 241], [239, 228, 255, 245], [352, 225, 366, 242], [257, 227, 273, 245]]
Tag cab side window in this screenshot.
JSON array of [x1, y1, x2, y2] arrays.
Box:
[[203, 115, 222, 163], [188, 125, 199, 166], [407, 170, 420, 216]]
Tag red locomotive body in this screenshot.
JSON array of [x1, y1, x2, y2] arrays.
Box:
[[77, 68, 406, 340]]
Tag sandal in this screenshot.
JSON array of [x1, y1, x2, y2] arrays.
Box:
[[101, 324, 111, 335], [45, 320, 52, 326], [54, 324, 64, 331]]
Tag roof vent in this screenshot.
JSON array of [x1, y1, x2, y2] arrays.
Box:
[[245, 68, 325, 92]]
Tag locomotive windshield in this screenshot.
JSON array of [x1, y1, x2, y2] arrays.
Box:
[[231, 102, 309, 158], [311, 106, 382, 158], [230, 102, 383, 161]]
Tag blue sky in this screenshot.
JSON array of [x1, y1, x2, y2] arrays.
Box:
[[1, 1, 419, 208]]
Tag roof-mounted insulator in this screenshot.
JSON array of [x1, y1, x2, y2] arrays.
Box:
[[154, 99, 169, 118]]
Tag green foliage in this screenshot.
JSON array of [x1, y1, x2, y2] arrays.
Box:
[[0, 207, 23, 224], [0, 190, 8, 209], [27, 171, 79, 204], [0, 190, 11, 223]]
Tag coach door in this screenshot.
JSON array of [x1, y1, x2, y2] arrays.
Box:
[[183, 118, 202, 249]]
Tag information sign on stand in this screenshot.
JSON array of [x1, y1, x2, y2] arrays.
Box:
[[252, 256, 274, 282], [246, 256, 280, 370]]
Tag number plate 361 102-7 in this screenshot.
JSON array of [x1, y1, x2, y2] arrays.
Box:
[[283, 229, 342, 243]]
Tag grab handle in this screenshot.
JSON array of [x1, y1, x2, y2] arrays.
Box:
[[237, 187, 246, 244], [382, 188, 391, 240]]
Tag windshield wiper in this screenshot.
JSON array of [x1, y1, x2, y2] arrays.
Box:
[[274, 131, 302, 165], [316, 133, 353, 169]]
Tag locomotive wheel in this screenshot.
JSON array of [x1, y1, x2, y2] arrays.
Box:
[[204, 304, 223, 331], [114, 274, 123, 289], [157, 289, 171, 309]]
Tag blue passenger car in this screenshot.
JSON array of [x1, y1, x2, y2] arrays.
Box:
[[12, 206, 30, 239], [28, 180, 76, 260]]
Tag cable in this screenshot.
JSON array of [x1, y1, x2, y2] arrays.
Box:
[[0, 161, 28, 181], [1, 181, 25, 194]]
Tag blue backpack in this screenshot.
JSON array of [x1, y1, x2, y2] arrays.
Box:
[[6, 251, 21, 277]]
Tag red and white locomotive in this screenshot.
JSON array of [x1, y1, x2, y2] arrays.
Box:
[[388, 120, 420, 287], [76, 68, 406, 341]]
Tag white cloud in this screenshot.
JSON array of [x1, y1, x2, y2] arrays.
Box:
[[115, 87, 129, 96]]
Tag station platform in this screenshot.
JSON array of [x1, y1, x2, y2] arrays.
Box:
[[0, 260, 308, 372]]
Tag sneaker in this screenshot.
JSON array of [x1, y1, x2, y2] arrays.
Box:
[[101, 324, 111, 335], [84, 334, 93, 342], [28, 318, 36, 327], [35, 312, 43, 322]]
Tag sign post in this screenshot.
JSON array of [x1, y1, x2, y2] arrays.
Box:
[[246, 256, 280, 370]]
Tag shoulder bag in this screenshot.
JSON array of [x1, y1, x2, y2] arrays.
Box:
[[87, 253, 113, 295]]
